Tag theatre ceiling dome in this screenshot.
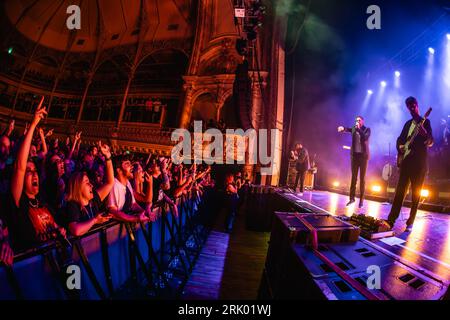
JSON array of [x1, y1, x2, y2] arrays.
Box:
[[5, 0, 194, 52]]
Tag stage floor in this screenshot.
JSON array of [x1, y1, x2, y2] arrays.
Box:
[[292, 190, 450, 282]]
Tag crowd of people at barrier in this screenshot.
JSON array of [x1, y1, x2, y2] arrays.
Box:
[[0, 97, 217, 268]]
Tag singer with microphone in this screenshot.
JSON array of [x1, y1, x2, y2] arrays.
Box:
[[337, 116, 371, 208]]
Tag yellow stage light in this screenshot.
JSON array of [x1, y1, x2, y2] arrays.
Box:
[[420, 189, 430, 197], [371, 185, 382, 193]]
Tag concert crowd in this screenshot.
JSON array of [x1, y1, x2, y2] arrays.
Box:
[[0, 98, 217, 267]]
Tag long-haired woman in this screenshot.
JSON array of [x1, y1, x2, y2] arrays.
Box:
[[65, 142, 115, 236], [10, 98, 67, 251]]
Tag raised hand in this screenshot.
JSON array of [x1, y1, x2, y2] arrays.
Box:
[[23, 123, 29, 135], [337, 126, 345, 133], [6, 119, 15, 136], [45, 128, 54, 138], [31, 97, 47, 127], [74, 131, 82, 141], [98, 141, 111, 159], [160, 157, 168, 171], [144, 171, 152, 183]]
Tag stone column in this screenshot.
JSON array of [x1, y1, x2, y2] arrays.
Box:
[[179, 81, 194, 129], [76, 75, 93, 124], [249, 71, 268, 130], [117, 67, 136, 128]]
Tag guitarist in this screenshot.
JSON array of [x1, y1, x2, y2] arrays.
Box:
[[383, 97, 433, 232]]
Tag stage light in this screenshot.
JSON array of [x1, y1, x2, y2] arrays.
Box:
[[371, 185, 382, 193], [7, 47, 13, 55], [395, 71, 400, 77], [447, 34, 450, 41], [332, 181, 340, 188], [380, 81, 387, 87], [428, 47, 435, 55], [420, 189, 430, 197], [342, 145, 351, 150], [363, 90, 374, 111]]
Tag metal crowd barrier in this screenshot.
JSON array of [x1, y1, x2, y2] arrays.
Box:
[[0, 189, 212, 300]]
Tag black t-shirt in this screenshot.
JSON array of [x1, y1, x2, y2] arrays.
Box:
[[65, 190, 103, 226], [7, 193, 59, 252]]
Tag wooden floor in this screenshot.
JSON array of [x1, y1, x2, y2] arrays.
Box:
[[182, 231, 229, 299], [183, 202, 270, 300]]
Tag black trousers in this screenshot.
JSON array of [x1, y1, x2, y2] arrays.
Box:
[[294, 168, 307, 192], [349, 153, 368, 201], [387, 157, 426, 227]]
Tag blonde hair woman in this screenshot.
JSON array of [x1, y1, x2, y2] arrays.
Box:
[[65, 141, 114, 236]]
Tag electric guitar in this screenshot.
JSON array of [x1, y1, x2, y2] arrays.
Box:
[[397, 107, 432, 167]]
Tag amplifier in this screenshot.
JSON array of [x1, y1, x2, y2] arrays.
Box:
[[286, 160, 315, 189], [245, 185, 280, 231], [262, 212, 360, 298], [350, 263, 446, 300], [264, 240, 448, 300], [273, 212, 360, 245], [275, 244, 370, 300]]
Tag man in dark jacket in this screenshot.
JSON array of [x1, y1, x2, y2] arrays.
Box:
[[383, 97, 433, 232], [338, 116, 371, 208], [290, 143, 310, 193]]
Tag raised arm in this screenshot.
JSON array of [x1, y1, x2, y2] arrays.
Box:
[[4, 119, 14, 137], [337, 125, 352, 133], [38, 127, 48, 157], [143, 172, 153, 204], [173, 175, 193, 198], [160, 158, 170, 190], [68, 131, 81, 160], [96, 141, 115, 201], [11, 97, 46, 206]]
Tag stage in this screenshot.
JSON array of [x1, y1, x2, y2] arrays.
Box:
[[282, 190, 450, 282]]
